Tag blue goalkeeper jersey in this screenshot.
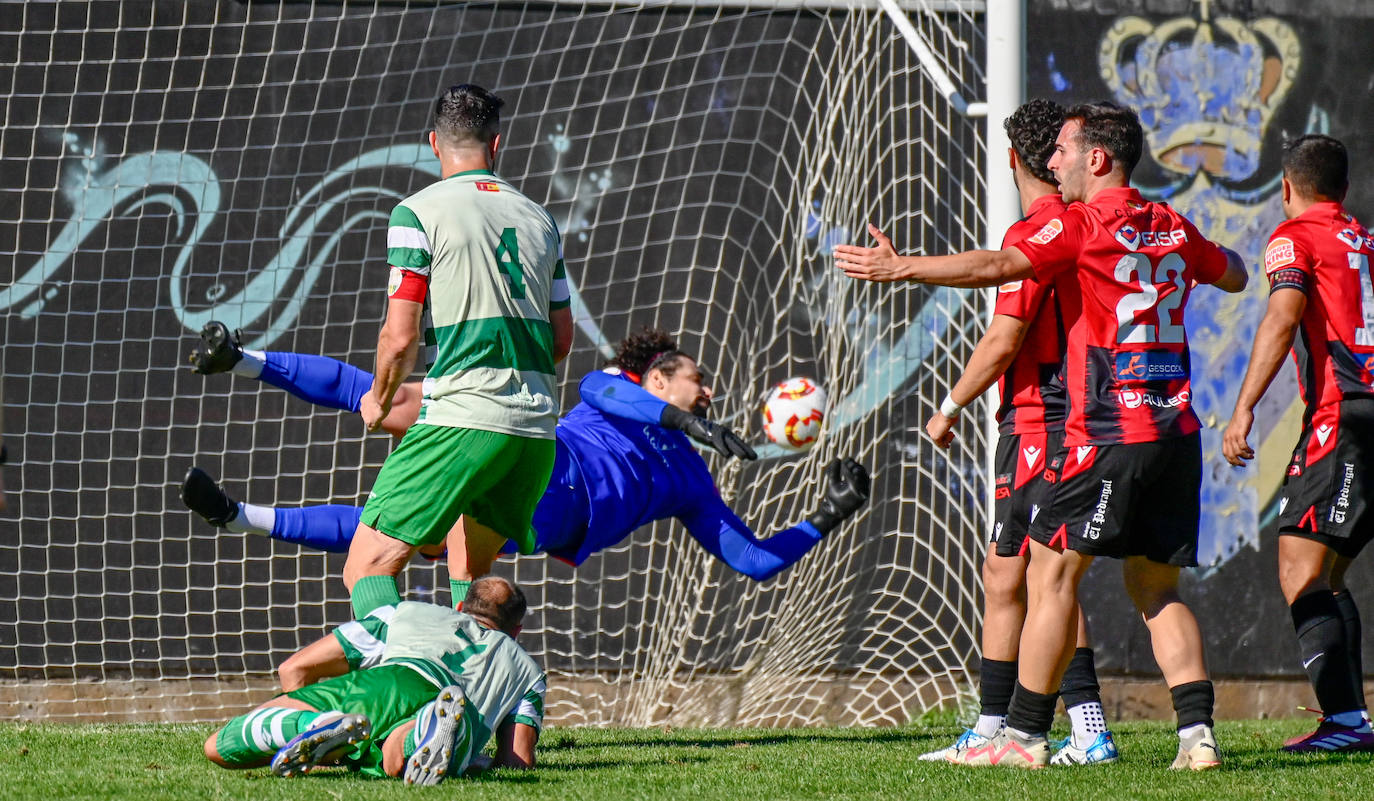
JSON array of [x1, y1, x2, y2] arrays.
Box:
[[523, 369, 824, 579]]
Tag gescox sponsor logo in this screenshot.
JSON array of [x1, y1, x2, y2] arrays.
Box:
[[1330, 462, 1356, 524], [1082, 479, 1114, 540], [1115, 351, 1188, 381]]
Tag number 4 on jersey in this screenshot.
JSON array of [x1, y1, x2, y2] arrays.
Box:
[[496, 227, 526, 299]]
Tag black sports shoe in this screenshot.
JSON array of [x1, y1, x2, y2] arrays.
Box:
[[181, 467, 239, 527], [189, 321, 244, 374]]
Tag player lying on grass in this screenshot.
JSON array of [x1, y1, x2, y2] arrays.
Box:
[[1223, 134, 1374, 753], [921, 99, 1116, 767], [203, 576, 543, 786], [184, 326, 871, 589]]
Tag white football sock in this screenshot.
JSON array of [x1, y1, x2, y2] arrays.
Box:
[[973, 714, 1004, 739], [1177, 722, 1208, 740], [1067, 701, 1107, 747], [232, 349, 266, 379], [226, 503, 275, 535]]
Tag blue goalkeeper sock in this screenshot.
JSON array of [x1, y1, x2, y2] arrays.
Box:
[[258, 352, 373, 412], [271, 505, 365, 553]]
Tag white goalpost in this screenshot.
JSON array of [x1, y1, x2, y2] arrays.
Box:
[[0, 0, 1016, 727]]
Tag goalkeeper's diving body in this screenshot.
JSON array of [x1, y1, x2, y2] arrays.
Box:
[[183, 326, 871, 585], [204, 576, 544, 786]]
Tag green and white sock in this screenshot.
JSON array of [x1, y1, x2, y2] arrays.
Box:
[[450, 579, 472, 608], [215, 707, 322, 766], [351, 575, 402, 618]]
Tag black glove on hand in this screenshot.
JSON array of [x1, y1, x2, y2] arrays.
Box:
[[660, 405, 758, 460], [806, 458, 872, 534]]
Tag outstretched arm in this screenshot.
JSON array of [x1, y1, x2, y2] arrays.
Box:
[[678, 459, 870, 581], [926, 314, 1030, 449], [834, 225, 1035, 287], [677, 495, 826, 582], [580, 371, 756, 459], [1223, 287, 1305, 466]]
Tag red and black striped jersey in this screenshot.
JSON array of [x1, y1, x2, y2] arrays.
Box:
[[1264, 202, 1374, 435], [1010, 187, 1229, 446], [994, 193, 1067, 436]]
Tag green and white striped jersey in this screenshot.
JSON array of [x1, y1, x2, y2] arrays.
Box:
[[332, 602, 546, 753], [387, 169, 570, 438]]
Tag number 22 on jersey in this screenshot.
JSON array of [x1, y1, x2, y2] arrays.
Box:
[[1114, 252, 1186, 344]]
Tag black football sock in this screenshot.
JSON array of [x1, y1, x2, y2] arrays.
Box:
[[979, 658, 1017, 717], [1005, 683, 1057, 739], [1170, 680, 1214, 731], [1332, 589, 1366, 710], [1291, 590, 1362, 716]]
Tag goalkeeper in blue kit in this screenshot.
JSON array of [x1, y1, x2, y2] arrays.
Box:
[[183, 326, 870, 587]]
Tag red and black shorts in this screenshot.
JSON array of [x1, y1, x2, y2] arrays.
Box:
[[991, 429, 1064, 557], [1276, 399, 1374, 558], [1026, 432, 1201, 566]]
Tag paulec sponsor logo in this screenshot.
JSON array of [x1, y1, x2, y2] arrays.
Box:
[[1117, 388, 1190, 409], [1022, 445, 1042, 470]]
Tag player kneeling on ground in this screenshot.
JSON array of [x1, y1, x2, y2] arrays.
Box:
[[203, 576, 544, 785]]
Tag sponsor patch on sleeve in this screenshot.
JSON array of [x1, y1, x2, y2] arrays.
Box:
[[997, 280, 1024, 294], [1027, 218, 1063, 246], [1264, 237, 1297, 274]]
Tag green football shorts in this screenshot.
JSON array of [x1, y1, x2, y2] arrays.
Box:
[[360, 423, 555, 552], [285, 663, 440, 774]]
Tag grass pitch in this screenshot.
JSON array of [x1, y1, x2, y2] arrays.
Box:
[[1, 720, 1372, 801]]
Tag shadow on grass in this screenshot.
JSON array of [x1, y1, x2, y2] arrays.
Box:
[[545, 727, 944, 751]]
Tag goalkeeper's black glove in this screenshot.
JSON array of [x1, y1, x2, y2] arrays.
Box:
[[660, 405, 758, 460], [806, 458, 871, 535]]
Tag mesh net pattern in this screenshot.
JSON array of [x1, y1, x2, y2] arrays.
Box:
[[0, 1, 989, 725]]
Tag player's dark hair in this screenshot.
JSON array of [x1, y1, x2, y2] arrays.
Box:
[[1004, 98, 1065, 186], [1283, 134, 1349, 200], [464, 576, 527, 635], [609, 327, 691, 377], [434, 84, 504, 149], [1065, 101, 1144, 176]]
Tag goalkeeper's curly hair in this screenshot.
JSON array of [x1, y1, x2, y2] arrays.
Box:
[[609, 326, 689, 377], [1004, 98, 1065, 186]]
